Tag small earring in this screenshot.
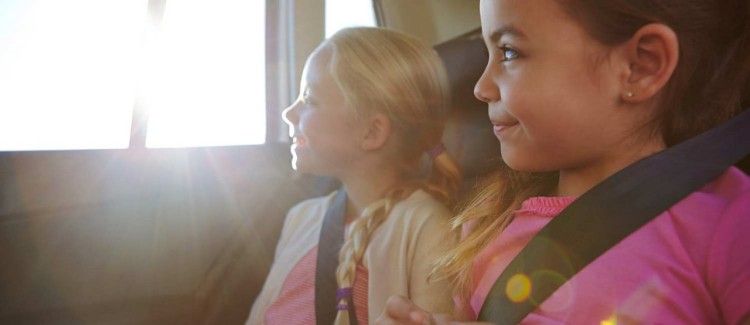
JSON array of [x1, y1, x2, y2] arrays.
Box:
[[626, 91, 635, 98]]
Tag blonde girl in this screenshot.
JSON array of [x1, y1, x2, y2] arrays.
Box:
[[247, 27, 461, 325], [377, 0, 750, 324]]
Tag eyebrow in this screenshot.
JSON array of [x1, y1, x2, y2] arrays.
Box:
[[489, 24, 526, 42]]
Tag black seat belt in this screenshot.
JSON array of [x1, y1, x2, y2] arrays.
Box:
[[315, 188, 359, 325], [478, 109, 750, 324]]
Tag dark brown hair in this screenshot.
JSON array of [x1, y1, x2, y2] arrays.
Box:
[[560, 0, 750, 146], [434, 0, 750, 303]]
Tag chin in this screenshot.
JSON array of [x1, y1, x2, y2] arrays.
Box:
[[504, 160, 536, 172], [501, 150, 553, 173], [290, 158, 327, 176], [291, 153, 310, 173], [501, 147, 530, 172], [291, 160, 310, 173]]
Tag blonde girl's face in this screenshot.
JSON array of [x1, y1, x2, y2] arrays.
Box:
[[476, 0, 642, 174], [282, 49, 363, 176]]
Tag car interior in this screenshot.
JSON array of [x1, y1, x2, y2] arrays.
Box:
[[0, 1, 497, 324], [1, 1, 747, 324]]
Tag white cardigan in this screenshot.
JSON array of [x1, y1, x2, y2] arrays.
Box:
[[246, 189, 456, 325]]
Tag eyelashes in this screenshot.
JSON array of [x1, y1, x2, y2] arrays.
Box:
[[483, 44, 522, 64], [498, 45, 521, 62], [300, 88, 315, 105]]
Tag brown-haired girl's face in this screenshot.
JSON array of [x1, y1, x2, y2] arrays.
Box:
[[282, 48, 363, 176], [476, 0, 649, 176]]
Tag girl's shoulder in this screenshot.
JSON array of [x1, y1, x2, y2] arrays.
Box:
[[702, 166, 750, 231], [699, 166, 750, 199], [391, 189, 453, 218], [284, 191, 339, 227], [288, 190, 338, 212], [680, 166, 750, 216], [681, 167, 750, 324], [383, 189, 454, 235], [664, 166, 750, 255], [370, 189, 457, 256]]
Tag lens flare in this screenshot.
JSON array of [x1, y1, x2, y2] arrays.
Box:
[[505, 273, 532, 303], [530, 269, 572, 311], [601, 314, 618, 325]]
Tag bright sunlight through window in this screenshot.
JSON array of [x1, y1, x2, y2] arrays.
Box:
[[0, 0, 266, 151], [325, 0, 377, 38], [144, 0, 266, 148], [0, 0, 147, 151]]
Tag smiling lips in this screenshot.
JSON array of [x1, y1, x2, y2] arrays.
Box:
[[292, 135, 307, 147], [492, 121, 519, 137]]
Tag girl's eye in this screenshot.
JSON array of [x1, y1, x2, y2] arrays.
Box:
[[300, 92, 314, 105], [302, 95, 318, 107], [300, 87, 314, 105], [498, 45, 521, 62]]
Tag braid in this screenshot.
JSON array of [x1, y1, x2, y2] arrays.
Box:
[[335, 199, 388, 288], [333, 184, 419, 322], [331, 149, 461, 322]]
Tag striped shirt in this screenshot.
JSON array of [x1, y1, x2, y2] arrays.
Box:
[[265, 246, 369, 324]]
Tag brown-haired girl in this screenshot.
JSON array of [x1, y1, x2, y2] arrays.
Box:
[[377, 0, 750, 323]]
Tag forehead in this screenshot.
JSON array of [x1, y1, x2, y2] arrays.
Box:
[[479, 0, 582, 42], [302, 48, 334, 90], [301, 47, 350, 107]]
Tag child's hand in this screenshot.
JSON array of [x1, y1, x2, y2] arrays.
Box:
[[375, 295, 443, 325], [375, 295, 496, 325]]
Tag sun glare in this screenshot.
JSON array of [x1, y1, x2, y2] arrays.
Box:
[[325, 0, 377, 37], [0, 0, 147, 151], [144, 0, 266, 148], [0, 0, 266, 151]]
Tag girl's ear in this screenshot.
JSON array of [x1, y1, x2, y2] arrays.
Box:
[[360, 113, 392, 151], [620, 23, 679, 102]]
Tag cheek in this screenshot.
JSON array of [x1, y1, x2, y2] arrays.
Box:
[[500, 65, 560, 104], [500, 76, 562, 126], [504, 66, 599, 126], [298, 113, 328, 137], [304, 117, 356, 150]]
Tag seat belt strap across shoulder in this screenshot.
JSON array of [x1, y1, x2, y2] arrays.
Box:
[[315, 188, 359, 325], [478, 109, 750, 324]]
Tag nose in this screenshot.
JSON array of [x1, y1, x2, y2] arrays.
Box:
[[282, 100, 300, 127], [474, 63, 500, 103], [282, 100, 301, 137]]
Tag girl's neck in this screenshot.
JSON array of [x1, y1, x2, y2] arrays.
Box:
[[339, 167, 402, 223], [555, 137, 666, 197]]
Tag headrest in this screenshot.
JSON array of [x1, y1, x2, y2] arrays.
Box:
[[435, 29, 502, 195]]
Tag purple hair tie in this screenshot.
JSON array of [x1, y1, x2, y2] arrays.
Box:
[[336, 287, 353, 311], [427, 143, 446, 160]]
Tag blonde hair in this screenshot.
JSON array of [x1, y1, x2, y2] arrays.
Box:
[[432, 164, 557, 306], [319, 27, 462, 319]]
